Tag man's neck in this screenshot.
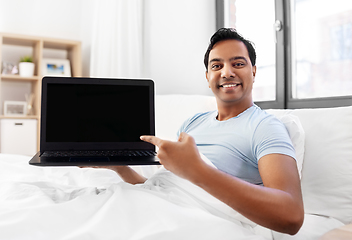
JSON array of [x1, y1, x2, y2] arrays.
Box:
[[216, 100, 254, 121]]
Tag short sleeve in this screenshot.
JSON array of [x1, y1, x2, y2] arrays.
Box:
[[252, 116, 296, 162]]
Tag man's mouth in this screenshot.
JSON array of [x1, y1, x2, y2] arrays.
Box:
[[219, 83, 242, 88]]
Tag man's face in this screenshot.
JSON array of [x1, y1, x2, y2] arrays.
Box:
[[206, 39, 256, 108]]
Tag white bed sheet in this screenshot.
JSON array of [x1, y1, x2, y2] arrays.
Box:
[[0, 154, 268, 240], [272, 214, 344, 240], [0, 154, 343, 240]]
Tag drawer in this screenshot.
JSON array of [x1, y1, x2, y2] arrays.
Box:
[[0, 119, 37, 156]]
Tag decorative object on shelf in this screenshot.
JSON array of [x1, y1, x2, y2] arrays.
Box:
[[4, 101, 27, 116], [1, 61, 18, 75], [1, 33, 82, 153], [42, 58, 71, 77], [25, 93, 35, 115], [19, 56, 35, 77]]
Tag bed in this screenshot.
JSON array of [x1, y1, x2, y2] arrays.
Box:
[[0, 94, 351, 240]]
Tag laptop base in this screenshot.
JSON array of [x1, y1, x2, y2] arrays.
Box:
[[29, 152, 160, 166]]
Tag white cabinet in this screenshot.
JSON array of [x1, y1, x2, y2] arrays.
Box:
[[0, 119, 37, 156], [0, 32, 82, 152]]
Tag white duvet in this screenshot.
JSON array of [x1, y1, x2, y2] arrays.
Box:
[[0, 153, 273, 240]]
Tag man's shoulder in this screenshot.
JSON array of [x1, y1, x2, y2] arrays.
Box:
[[188, 110, 216, 122], [249, 106, 289, 140], [178, 110, 216, 133], [246, 105, 285, 131], [247, 105, 274, 122]]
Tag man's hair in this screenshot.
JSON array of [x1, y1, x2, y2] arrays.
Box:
[[204, 28, 256, 70]]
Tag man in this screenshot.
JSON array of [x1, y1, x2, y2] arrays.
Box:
[[112, 28, 304, 235]]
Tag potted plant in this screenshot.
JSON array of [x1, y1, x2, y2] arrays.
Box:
[[19, 56, 35, 77]]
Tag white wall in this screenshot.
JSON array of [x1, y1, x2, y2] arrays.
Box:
[[0, 0, 94, 77], [144, 0, 216, 95], [0, 0, 216, 95]]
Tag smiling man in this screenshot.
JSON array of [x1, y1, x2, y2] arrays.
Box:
[[115, 28, 304, 235], [141, 28, 304, 235], [205, 35, 256, 119]]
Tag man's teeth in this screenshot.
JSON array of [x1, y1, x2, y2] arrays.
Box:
[[222, 84, 239, 88]]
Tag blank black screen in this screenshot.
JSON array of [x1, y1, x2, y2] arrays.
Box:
[[46, 83, 151, 142]]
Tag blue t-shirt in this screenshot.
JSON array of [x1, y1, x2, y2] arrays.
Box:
[[177, 105, 296, 185]]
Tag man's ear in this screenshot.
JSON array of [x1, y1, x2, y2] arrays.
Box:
[[252, 66, 257, 82], [205, 71, 210, 88]]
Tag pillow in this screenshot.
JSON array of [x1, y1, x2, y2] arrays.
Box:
[[155, 94, 217, 141], [265, 111, 306, 179], [290, 106, 352, 224]]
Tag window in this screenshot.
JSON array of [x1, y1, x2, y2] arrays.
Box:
[[290, 0, 352, 101], [217, 0, 352, 109], [220, 0, 277, 102]]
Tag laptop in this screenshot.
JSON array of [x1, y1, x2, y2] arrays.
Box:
[[29, 76, 160, 166]]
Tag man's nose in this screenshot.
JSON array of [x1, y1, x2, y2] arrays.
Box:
[[221, 64, 235, 78]]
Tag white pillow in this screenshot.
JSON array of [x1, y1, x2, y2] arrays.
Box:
[[278, 114, 305, 179], [155, 94, 217, 141], [290, 105, 352, 225], [265, 111, 306, 179]]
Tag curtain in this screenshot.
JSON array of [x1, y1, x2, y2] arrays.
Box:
[[90, 0, 144, 78]]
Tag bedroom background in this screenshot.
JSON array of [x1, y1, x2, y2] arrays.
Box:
[[0, 0, 216, 155], [0, 0, 216, 97], [1, 0, 352, 156]]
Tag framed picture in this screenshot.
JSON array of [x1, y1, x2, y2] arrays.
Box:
[[4, 101, 27, 116], [42, 58, 71, 77]]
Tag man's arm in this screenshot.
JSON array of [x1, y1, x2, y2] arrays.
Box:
[[141, 133, 304, 235], [89, 166, 147, 184], [114, 166, 148, 184], [193, 153, 304, 235]]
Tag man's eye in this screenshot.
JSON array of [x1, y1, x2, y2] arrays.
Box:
[[211, 64, 220, 69], [234, 62, 245, 67]]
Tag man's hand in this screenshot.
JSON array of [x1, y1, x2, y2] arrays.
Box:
[[80, 165, 147, 185], [140, 132, 205, 181], [141, 133, 304, 234]]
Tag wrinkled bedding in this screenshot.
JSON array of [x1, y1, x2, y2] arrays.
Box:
[[0, 154, 343, 240], [0, 153, 270, 240]]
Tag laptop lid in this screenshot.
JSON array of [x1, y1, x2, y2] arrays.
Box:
[[40, 76, 156, 153]]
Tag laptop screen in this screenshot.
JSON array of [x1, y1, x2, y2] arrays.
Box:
[[40, 77, 155, 151]]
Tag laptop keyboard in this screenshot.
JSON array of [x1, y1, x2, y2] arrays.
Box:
[[41, 150, 157, 158]]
